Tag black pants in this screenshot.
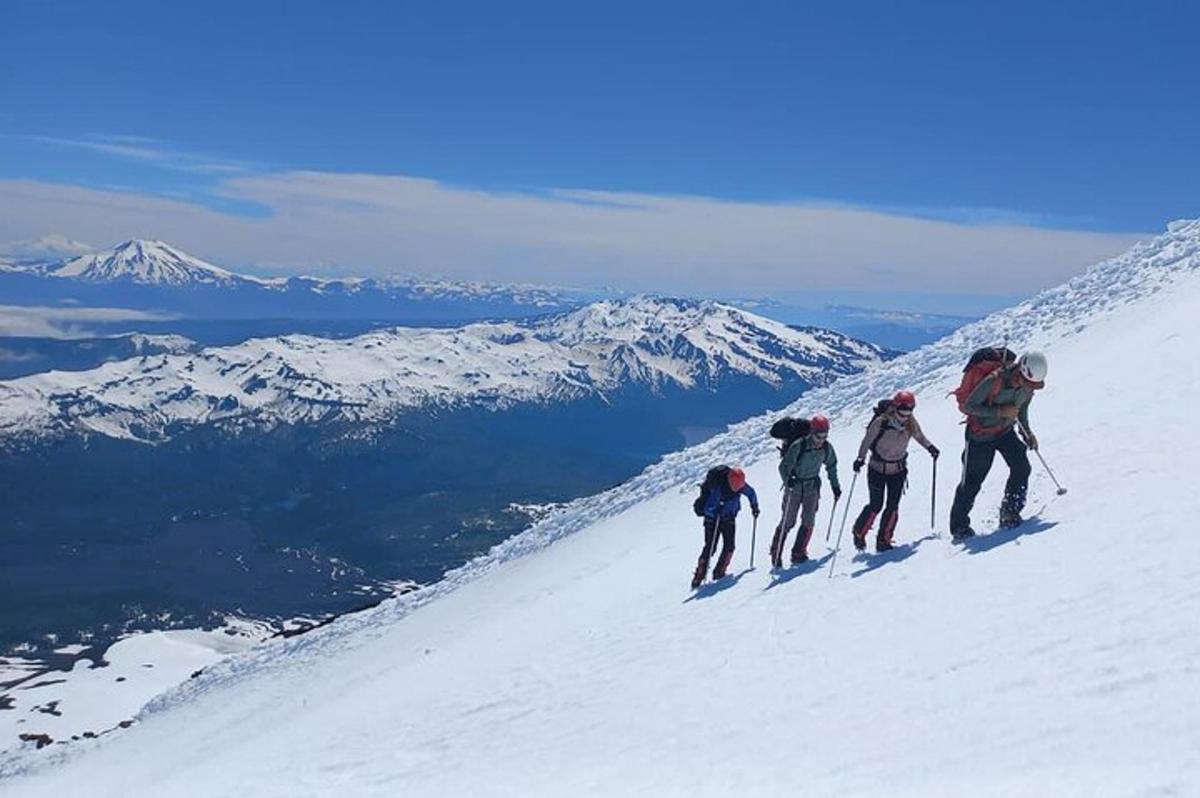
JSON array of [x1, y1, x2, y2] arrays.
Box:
[[866, 468, 906, 515], [852, 468, 906, 540], [699, 515, 736, 574], [949, 429, 1031, 532]]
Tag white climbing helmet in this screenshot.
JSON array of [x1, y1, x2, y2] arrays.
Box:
[[1018, 351, 1048, 382]]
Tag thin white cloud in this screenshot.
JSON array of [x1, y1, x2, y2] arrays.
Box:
[[0, 234, 94, 261], [29, 135, 256, 175], [0, 173, 1150, 297], [0, 305, 177, 338]]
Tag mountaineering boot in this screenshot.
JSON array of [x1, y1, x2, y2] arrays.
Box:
[[950, 526, 976, 543], [713, 550, 734, 580], [691, 558, 707, 589], [851, 508, 876, 552], [791, 524, 815, 564], [999, 489, 1026, 529], [998, 509, 1023, 529], [876, 511, 898, 552]]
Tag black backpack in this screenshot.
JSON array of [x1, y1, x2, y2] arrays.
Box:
[[965, 346, 1017, 372], [769, 416, 810, 459], [692, 465, 732, 516]]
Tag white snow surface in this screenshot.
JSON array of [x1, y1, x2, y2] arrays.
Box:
[[0, 296, 885, 444], [0, 625, 268, 749], [4, 220, 1200, 795]]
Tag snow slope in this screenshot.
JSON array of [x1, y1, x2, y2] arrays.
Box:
[[0, 297, 886, 445], [4, 220, 1200, 795]]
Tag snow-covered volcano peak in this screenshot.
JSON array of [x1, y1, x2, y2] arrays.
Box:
[[51, 240, 240, 286]]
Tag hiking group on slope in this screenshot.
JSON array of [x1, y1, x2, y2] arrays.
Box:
[[689, 347, 1049, 588]]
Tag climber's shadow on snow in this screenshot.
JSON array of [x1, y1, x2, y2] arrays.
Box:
[[684, 569, 752, 602], [848, 534, 935, 578], [961, 518, 1058, 555], [762, 553, 834, 591]]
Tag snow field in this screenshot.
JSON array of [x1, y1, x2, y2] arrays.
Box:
[[4, 221, 1200, 795], [0, 627, 265, 749]]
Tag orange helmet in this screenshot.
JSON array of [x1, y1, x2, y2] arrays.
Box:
[[727, 467, 747, 492]]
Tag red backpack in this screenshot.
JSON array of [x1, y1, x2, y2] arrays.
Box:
[[951, 347, 1016, 435]]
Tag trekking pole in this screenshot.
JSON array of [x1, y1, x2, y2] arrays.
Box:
[[828, 471, 859, 579], [1033, 448, 1068, 495], [749, 514, 758, 569], [824, 495, 839, 543], [930, 457, 938, 535]]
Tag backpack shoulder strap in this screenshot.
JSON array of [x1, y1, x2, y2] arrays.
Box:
[[868, 414, 889, 456], [784, 437, 807, 471], [987, 369, 1006, 404]]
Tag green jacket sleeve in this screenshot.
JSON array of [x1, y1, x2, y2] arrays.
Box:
[[1018, 392, 1032, 432], [825, 444, 841, 494], [964, 372, 999, 416]]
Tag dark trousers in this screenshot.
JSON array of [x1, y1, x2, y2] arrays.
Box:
[[699, 515, 736, 575], [852, 468, 906, 542], [949, 429, 1031, 532], [866, 468, 906, 515]]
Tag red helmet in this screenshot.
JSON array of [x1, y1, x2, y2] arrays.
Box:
[[810, 414, 830, 433], [727, 467, 747, 492], [893, 390, 916, 410]]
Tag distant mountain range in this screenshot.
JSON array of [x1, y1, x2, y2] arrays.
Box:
[[0, 294, 891, 659], [0, 333, 201, 380], [0, 296, 891, 446], [0, 239, 593, 322], [1, 239, 971, 350]]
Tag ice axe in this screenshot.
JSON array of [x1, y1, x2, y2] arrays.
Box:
[[1033, 448, 1068, 496], [749, 514, 758, 570], [1021, 423, 1067, 495]]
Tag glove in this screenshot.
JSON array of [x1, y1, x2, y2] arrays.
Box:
[[786, 474, 797, 488], [752, 507, 760, 518], [927, 445, 940, 459], [1025, 433, 1039, 451], [833, 488, 842, 501], [852, 459, 864, 473]]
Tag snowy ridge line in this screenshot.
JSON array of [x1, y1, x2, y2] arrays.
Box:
[[5, 238, 587, 305], [0, 296, 886, 446], [125, 220, 1197, 718]]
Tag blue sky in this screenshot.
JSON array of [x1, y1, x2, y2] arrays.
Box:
[[1, 1, 1196, 311]]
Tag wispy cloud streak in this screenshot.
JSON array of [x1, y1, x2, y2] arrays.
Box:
[[29, 135, 257, 175], [0, 171, 1150, 298]]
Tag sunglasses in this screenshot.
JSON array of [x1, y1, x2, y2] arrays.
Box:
[[895, 405, 914, 413], [813, 431, 829, 439]]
